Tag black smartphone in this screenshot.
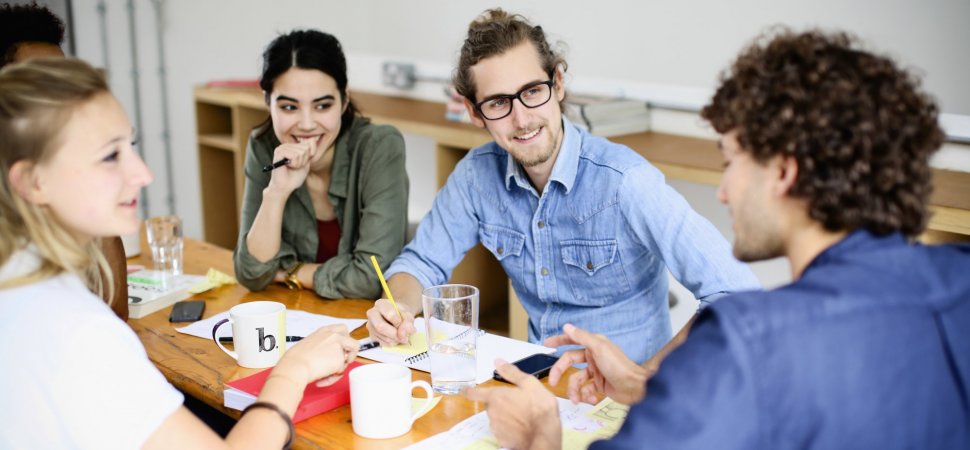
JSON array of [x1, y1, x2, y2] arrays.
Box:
[[493, 353, 559, 383], [169, 300, 205, 323]]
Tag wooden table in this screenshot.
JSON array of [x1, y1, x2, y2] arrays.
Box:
[[128, 238, 572, 449]]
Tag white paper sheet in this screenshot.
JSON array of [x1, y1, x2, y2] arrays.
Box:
[[175, 309, 366, 341], [404, 397, 628, 450], [357, 318, 555, 384]]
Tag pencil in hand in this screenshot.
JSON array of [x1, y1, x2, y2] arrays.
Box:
[[369, 255, 403, 321]]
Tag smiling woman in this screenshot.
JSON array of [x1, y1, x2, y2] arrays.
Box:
[[0, 57, 360, 450], [232, 29, 409, 300]]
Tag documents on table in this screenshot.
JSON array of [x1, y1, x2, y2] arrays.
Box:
[[357, 318, 554, 384], [403, 397, 630, 450], [176, 309, 366, 341]]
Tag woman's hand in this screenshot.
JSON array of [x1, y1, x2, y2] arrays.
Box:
[[272, 324, 358, 387], [266, 141, 316, 195]]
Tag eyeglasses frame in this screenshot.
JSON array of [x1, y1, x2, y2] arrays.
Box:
[[473, 78, 556, 121]]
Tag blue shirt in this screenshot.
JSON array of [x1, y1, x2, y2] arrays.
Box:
[[387, 117, 760, 363], [595, 230, 970, 449]]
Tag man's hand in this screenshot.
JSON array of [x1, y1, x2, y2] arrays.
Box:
[[365, 299, 416, 346], [464, 360, 561, 450], [545, 323, 649, 405]]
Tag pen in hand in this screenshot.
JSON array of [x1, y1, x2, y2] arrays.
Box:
[[262, 157, 291, 172]]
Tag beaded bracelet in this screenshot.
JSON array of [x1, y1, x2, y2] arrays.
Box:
[[242, 401, 294, 449]]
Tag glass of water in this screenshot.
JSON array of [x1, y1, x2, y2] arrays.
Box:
[[422, 284, 479, 394], [145, 215, 183, 278]]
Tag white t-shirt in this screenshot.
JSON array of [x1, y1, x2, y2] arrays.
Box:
[[0, 249, 183, 449]]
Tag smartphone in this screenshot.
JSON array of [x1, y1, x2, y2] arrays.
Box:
[[169, 300, 205, 323], [493, 353, 559, 383]]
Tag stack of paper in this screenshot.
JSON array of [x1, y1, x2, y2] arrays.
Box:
[[127, 270, 206, 319], [564, 94, 651, 137], [357, 318, 555, 384]]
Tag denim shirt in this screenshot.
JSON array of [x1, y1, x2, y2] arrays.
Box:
[[594, 231, 970, 449], [387, 117, 760, 363]]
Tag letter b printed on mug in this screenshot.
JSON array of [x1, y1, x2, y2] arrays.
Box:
[[212, 301, 287, 368]]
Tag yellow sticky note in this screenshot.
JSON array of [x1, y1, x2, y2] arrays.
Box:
[[381, 330, 449, 356], [382, 331, 429, 355], [206, 268, 237, 285], [411, 395, 441, 420], [187, 268, 237, 294]]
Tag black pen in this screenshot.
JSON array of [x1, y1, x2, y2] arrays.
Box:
[[358, 341, 380, 352], [261, 158, 290, 172], [219, 335, 302, 343]]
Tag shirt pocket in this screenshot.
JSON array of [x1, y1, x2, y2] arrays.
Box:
[[560, 239, 631, 306], [479, 223, 525, 261]]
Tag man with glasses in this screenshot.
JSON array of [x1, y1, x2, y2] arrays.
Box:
[[366, 8, 759, 364], [464, 29, 970, 450]]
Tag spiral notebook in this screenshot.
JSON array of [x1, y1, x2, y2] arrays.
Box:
[[357, 318, 555, 384]]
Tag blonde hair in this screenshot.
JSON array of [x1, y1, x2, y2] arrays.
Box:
[[0, 57, 113, 300]]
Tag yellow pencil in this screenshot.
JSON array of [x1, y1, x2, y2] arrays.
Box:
[[370, 255, 403, 321]]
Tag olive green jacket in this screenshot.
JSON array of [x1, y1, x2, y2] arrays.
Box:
[[233, 118, 408, 299]]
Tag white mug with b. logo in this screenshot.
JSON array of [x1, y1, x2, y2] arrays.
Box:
[[212, 301, 286, 368]]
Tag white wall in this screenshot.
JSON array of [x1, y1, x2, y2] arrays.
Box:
[[68, 0, 970, 247]]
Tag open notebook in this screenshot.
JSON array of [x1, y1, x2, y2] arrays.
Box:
[[358, 318, 555, 384]]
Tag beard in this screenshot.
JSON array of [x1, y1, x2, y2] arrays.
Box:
[[731, 193, 784, 262], [507, 122, 560, 168]]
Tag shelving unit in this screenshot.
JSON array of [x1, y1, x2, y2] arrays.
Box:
[[195, 86, 970, 339], [194, 88, 267, 250]]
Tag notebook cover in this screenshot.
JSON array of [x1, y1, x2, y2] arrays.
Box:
[[226, 360, 363, 422]]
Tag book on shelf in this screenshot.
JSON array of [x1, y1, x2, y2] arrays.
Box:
[[127, 270, 206, 319], [224, 361, 363, 422], [564, 95, 651, 137], [574, 110, 652, 137], [565, 94, 650, 123]]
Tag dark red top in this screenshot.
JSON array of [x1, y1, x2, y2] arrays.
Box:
[[315, 218, 341, 263]]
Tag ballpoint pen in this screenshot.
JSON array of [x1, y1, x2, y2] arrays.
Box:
[[358, 341, 381, 352], [262, 157, 290, 172], [218, 335, 302, 343]]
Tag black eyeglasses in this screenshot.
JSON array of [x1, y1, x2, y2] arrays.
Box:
[[474, 79, 555, 120]]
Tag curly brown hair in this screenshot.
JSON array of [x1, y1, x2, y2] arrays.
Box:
[[453, 8, 567, 104], [702, 29, 944, 237], [0, 1, 65, 67]]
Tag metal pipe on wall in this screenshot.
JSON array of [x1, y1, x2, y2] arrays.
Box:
[[149, 0, 176, 215], [125, 0, 149, 218], [96, 1, 111, 82]]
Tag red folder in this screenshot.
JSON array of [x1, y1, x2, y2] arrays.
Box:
[[225, 361, 363, 423]]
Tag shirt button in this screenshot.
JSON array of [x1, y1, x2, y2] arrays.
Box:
[[541, 267, 549, 276], [586, 261, 594, 270], [497, 247, 504, 255], [537, 220, 545, 229]]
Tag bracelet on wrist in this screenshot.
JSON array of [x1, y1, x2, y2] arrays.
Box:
[[242, 401, 294, 449], [283, 262, 304, 290]]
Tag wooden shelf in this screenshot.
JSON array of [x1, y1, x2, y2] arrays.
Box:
[[198, 133, 235, 151], [195, 86, 970, 340]]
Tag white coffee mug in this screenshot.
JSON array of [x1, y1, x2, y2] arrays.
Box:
[[212, 301, 286, 368], [350, 363, 435, 439]]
